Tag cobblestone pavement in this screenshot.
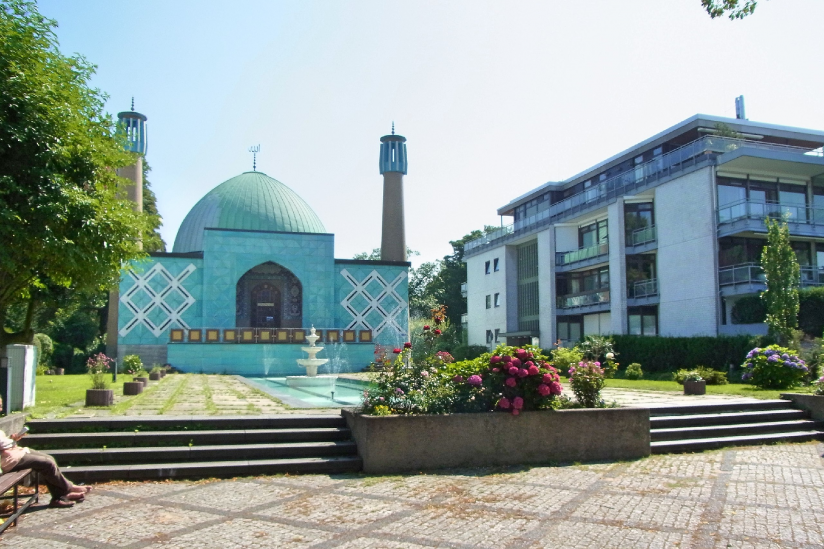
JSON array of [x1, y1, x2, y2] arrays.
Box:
[[3, 442, 823, 548]]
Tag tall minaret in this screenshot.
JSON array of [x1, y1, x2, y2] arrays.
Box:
[[106, 101, 148, 359], [379, 124, 408, 262]]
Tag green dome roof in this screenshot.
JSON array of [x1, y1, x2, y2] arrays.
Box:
[[172, 171, 326, 253]]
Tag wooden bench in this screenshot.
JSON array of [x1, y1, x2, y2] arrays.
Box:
[[0, 468, 39, 533]]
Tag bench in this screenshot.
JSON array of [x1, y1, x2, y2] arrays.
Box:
[[0, 468, 39, 533]]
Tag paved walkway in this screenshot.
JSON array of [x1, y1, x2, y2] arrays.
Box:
[[3, 441, 823, 548]]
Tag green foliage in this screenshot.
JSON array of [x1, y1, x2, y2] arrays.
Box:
[[451, 344, 488, 362], [0, 0, 149, 353], [141, 160, 166, 253], [32, 332, 53, 367], [568, 361, 606, 408], [578, 335, 618, 377], [550, 345, 583, 373], [624, 363, 643, 380], [610, 335, 767, 374], [761, 218, 800, 345], [731, 296, 766, 324], [122, 354, 144, 377], [701, 0, 759, 20], [814, 375, 824, 396], [86, 352, 113, 390], [673, 367, 728, 385], [798, 287, 824, 338], [742, 345, 808, 390]]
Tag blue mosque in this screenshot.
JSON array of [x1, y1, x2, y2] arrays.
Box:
[[111, 108, 410, 375]]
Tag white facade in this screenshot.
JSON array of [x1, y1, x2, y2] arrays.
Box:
[[464, 114, 824, 348]]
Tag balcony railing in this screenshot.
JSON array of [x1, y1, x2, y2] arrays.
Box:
[[460, 282, 467, 298], [557, 289, 610, 309], [718, 262, 823, 287], [465, 135, 823, 254], [718, 199, 824, 227], [628, 278, 658, 298], [628, 225, 656, 247], [556, 241, 609, 266]]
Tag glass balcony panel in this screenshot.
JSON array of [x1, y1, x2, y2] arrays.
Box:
[[629, 278, 658, 298], [556, 290, 610, 309], [630, 225, 656, 246]]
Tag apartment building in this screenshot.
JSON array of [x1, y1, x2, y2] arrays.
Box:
[[463, 113, 824, 348]]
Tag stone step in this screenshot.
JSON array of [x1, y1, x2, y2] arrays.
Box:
[[650, 409, 809, 429], [23, 427, 352, 450], [26, 414, 346, 434], [61, 456, 364, 483], [648, 400, 793, 417], [651, 420, 824, 442], [48, 441, 358, 466], [650, 430, 824, 454]]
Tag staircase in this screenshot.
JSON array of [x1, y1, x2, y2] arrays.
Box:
[[650, 400, 824, 454], [22, 415, 362, 483]]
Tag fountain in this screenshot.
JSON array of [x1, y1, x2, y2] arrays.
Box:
[[286, 326, 337, 391]]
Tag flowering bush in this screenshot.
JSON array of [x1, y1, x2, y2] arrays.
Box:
[[741, 345, 808, 389], [814, 375, 824, 396], [568, 361, 605, 408], [87, 353, 113, 390], [122, 354, 145, 379], [579, 336, 619, 378]]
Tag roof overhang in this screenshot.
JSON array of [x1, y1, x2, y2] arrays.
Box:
[[717, 148, 824, 180]]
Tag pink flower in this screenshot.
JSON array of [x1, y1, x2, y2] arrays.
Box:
[[467, 375, 483, 387], [453, 375, 464, 383], [505, 377, 517, 387], [537, 383, 551, 396], [421, 371, 429, 377], [510, 358, 522, 368], [527, 365, 540, 376], [515, 349, 528, 361], [513, 397, 524, 409], [549, 382, 562, 395], [499, 397, 511, 409], [490, 355, 502, 364], [395, 388, 404, 394], [491, 368, 500, 373], [524, 361, 535, 369], [512, 409, 520, 416], [517, 368, 528, 378], [594, 361, 601, 367], [542, 373, 554, 384], [502, 355, 512, 363], [508, 366, 519, 376]]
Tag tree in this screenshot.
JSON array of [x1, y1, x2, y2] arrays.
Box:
[[142, 160, 166, 253], [760, 217, 799, 345], [0, 1, 148, 363], [352, 247, 418, 261], [701, 0, 760, 19]]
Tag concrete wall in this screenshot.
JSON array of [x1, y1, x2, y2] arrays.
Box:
[[465, 246, 507, 347], [780, 393, 824, 421], [342, 408, 650, 474], [6, 345, 36, 411], [537, 229, 554, 347], [656, 167, 718, 336], [555, 224, 578, 253], [608, 199, 627, 335]]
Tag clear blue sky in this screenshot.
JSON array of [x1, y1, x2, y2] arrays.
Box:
[[38, 0, 824, 266]]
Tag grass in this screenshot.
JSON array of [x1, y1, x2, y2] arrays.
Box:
[[27, 374, 131, 418], [603, 378, 817, 400]]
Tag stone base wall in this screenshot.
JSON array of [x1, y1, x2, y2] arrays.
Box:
[[781, 393, 824, 421], [118, 345, 167, 368], [342, 408, 651, 474]]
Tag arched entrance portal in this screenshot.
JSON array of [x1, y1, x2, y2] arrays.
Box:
[[236, 262, 302, 328]]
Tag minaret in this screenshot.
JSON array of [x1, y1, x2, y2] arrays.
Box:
[[379, 123, 408, 262], [106, 100, 148, 359]]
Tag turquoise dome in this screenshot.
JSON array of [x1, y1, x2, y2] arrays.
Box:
[[172, 171, 326, 253]]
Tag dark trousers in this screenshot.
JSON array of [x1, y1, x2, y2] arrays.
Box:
[[12, 450, 73, 500]]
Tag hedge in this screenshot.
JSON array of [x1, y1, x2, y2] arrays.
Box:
[[609, 334, 768, 374], [799, 286, 824, 338], [731, 296, 766, 324]]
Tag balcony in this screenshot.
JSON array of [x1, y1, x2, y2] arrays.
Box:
[[628, 225, 656, 247], [717, 200, 824, 239], [556, 241, 609, 268], [719, 262, 822, 296], [557, 289, 610, 310], [464, 135, 823, 256], [628, 278, 658, 299]]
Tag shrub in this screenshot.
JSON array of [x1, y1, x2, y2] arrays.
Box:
[[673, 367, 728, 385], [451, 344, 488, 362], [798, 287, 824, 338], [731, 296, 766, 324], [814, 375, 824, 396], [741, 345, 808, 389], [681, 370, 703, 382], [32, 333, 54, 367], [624, 363, 643, 380], [87, 353, 113, 390], [122, 355, 144, 378], [568, 361, 606, 408], [611, 335, 767, 374], [551, 346, 583, 375]]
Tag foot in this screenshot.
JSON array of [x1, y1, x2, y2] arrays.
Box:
[[65, 492, 85, 502], [49, 498, 75, 508], [70, 485, 93, 494]]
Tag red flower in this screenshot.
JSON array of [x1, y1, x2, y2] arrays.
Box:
[[434, 329, 442, 335], [392, 348, 402, 354], [423, 325, 430, 331], [403, 342, 412, 349]]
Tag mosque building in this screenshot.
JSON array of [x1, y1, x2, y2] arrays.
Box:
[[112, 107, 410, 374]]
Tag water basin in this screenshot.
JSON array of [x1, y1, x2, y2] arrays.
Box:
[[244, 376, 370, 408]]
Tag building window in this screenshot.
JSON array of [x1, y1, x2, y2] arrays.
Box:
[[494, 293, 500, 307], [624, 202, 654, 240], [493, 258, 500, 272], [628, 306, 657, 336], [494, 328, 500, 342], [485, 295, 491, 309], [557, 315, 583, 342], [485, 261, 490, 274], [579, 219, 608, 248], [486, 330, 494, 344]]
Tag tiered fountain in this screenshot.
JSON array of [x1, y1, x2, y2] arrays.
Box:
[[286, 326, 337, 391]]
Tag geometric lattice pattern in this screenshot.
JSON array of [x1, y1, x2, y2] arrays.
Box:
[[119, 263, 197, 337], [340, 269, 407, 338]]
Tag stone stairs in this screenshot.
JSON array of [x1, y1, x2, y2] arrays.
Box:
[[650, 400, 824, 454], [22, 415, 362, 482]]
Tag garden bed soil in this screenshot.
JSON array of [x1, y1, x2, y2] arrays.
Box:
[[341, 407, 650, 474], [781, 393, 824, 421]]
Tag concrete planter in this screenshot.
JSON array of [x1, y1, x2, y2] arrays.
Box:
[[135, 377, 149, 386], [684, 380, 706, 395], [55, 368, 65, 375], [781, 393, 824, 421], [85, 389, 113, 407], [123, 381, 144, 396], [342, 408, 650, 474], [149, 372, 162, 381]]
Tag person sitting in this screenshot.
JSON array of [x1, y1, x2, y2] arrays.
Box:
[[0, 396, 91, 508]]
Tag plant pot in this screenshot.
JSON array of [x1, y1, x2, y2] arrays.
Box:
[[46, 369, 55, 375], [55, 368, 65, 375], [159, 371, 166, 378], [135, 377, 149, 386], [86, 389, 113, 407], [684, 380, 706, 395], [149, 372, 161, 381], [123, 381, 144, 396]]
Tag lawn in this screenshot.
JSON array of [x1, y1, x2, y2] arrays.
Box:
[[28, 374, 137, 418], [604, 378, 817, 400]]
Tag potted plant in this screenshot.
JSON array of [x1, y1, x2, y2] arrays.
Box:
[[86, 353, 114, 406], [54, 368, 65, 375], [122, 355, 144, 396], [683, 371, 706, 395], [149, 365, 163, 381]]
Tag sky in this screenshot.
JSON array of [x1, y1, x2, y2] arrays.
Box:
[[38, 0, 824, 267]]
